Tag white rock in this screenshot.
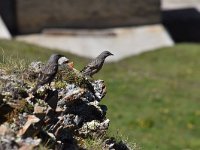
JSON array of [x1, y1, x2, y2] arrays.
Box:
[[0, 16, 11, 39]]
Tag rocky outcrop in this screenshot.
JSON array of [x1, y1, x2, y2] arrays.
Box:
[[0, 61, 131, 149]]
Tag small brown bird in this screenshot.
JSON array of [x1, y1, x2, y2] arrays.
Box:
[[81, 51, 113, 77], [32, 54, 67, 93]]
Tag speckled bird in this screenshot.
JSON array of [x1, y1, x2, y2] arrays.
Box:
[[81, 51, 113, 77], [32, 54, 67, 93]]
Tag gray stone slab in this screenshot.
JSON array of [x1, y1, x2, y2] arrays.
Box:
[[16, 24, 174, 62], [0, 16, 11, 39], [162, 0, 200, 11]]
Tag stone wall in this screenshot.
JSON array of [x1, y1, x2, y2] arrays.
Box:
[[16, 0, 161, 33]]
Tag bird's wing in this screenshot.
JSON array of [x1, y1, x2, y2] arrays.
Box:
[[81, 60, 98, 72], [37, 65, 56, 85], [42, 64, 57, 75]]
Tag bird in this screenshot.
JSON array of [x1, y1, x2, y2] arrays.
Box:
[[81, 51, 113, 77], [31, 54, 67, 93]]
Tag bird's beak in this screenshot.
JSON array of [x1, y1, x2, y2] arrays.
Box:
[[110, 53, 114, 56], [66, 61, 74, 69]]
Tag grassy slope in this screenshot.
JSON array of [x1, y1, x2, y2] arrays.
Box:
[[1, 39, 200, 149]]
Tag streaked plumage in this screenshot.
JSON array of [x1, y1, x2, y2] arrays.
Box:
[[81, 51, 113, 77], [32, 54, 66, 93]]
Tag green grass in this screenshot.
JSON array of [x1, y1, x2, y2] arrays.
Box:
[[1, 39, 200, 149]]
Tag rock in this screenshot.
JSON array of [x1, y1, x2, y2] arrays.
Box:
[[28, 61, 44, 73], [33, 104, 46, 119], [34, 105, 46, 114], [0, 125, 41, 150], [0, 64, 131, 149], [78, 119, 110, 137], [54, 126, 64, 140], [18, 145, 33, 150], [49, 117, 63, 134], [0, 76, 28, 100], [22, 61, 44, 82], [45, 107, 55, 117], [57, 84, 85, 107], [0, 136, 19, 150], [74, 115, 83, 126], [16, 137, 41, 150], [104, 138, 131, 150], [63, 114, 76, 127], [92, 80, 107, 99], [0, 103, 14, 124], [0, 124, 12, 136], [17, 115, 40, 137], [45, 90, 58, 109], [54, 127, 74, 146]]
